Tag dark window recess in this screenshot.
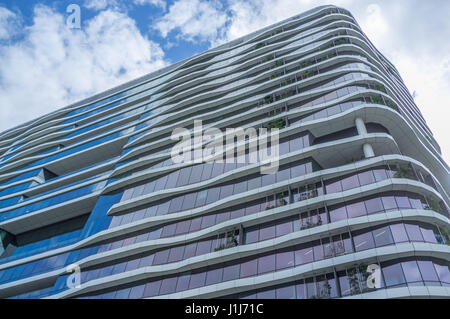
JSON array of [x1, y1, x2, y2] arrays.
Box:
[[0, 229, 16, 258], [366, 123, 389, 134], [312, 127, 358, 145], [14, 214, 89, 247], [42, 168, 58, 181]]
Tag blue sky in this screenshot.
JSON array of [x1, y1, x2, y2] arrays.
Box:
[[0, 0, 449, 161]]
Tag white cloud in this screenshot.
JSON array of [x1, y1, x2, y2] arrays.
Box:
[[0, 5, 168, 132], [153, 0, 228, 43], [0, 7, 19, 40], [133, 0, 166, 10], [84, 0, 115, 11]]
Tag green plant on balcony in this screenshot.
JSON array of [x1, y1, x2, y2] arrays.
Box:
[[214, 229, 238, 251], [280, 79, 293, 87], [428, 199, 442, 213], [264, 95, 274, 104], [272, 28, 282, 36], [440, 229, 450, 245], [274, 60, 283, 67], [281, 90, 295, 100], [271, 72, 281, 80], [301, 70, 314, 79], [371, 95, 384, 105], [334, 38, 349, 46], [300, 216, 322, 230], [266, 54, 274, 62], [385, 99, 398, 111], [255, 42, 265, 50], [267, 118, 286, 129], [320, 43, 333, 51], [299, 60, 312, 68], [373, 83, 386, 93], [393, 164, 415, 180], [327, 52, 337, 59]]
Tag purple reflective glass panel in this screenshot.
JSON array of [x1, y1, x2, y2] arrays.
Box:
[[168, 246, 185, 263], [222, 264, 240, 282], [325, 180, 342, 194], [205, 268, 223, 286], [358, 170, 375, 186], [417, 261, 439, 282], [373, 226, 394, 247], [257, 289, 276, 299], [258, 255, 276, 274], [189, 217, 202, 232], [401, 261, 422, 283], [341, 175, 359, 191], [381, 196, 397, 211], [353, 232, 375, 251], [329, 206, 347, 222], [176, 273, 191, 292], [365, 197, 384, 215], [115, 288, 131, 299], [183, 242, 197, 259], [159, 278, 177, 295], [259, 225, 276, 241], [143, 280, 162, 297], [373, 168, 388, 181], [195, 240, 212, 256], [420, 226, 438, 243], [189, 272, 206, 289], [390, 224, 409, 243], [240, 259, 258, 278], [405, 224, 423, 242], [276, 220, 293, 237], [346, 201, 366, 218], [382, 263, 406, 287], [296, 282, 306, 299], [395, 195, 411, 209], [245, 228, 259, 244], [276, 251, 295, 270], [434, 263, 450, 284], [276, 285, 296, 299], [295, 246, 314, 265]]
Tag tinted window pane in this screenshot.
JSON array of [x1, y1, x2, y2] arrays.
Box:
[[159, 278, 177, 295], [346, 201, 366, 218], [258, 254, 276, 274], [223, 264, 240, 282], [373, 226, 394, 247], [189, 272, 206, 289], [401, 261, 422, 283], [276, 285, 296, 299], [329, 206, 347, 222], [353, 232, 375, 252], [382, 196, 397, 211], [205, 268, 223, 286], [341, 175, 359, 191], [295, 245, 314, 265], [382, 263, 406, 287], [358, 170, 375, 186], [418, 261, 439, 282], [241, 259, 258, 278], [365, 197, 384, 215], [276, 251, 294, 270], [390, 224, 409, 243], [405, 224, 424, 242]]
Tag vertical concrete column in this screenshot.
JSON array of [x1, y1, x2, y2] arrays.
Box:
[[355, 117, 375, 158], [363, 143, 375, 158], [355, 117, 367, 135]]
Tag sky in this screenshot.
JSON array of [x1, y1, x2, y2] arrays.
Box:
[[0, 0, 449, 162]]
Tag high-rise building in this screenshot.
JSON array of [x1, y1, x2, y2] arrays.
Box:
[[0, 5, 449, 299]]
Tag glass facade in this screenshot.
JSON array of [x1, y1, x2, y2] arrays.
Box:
[[0, 5, 448, 299]]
